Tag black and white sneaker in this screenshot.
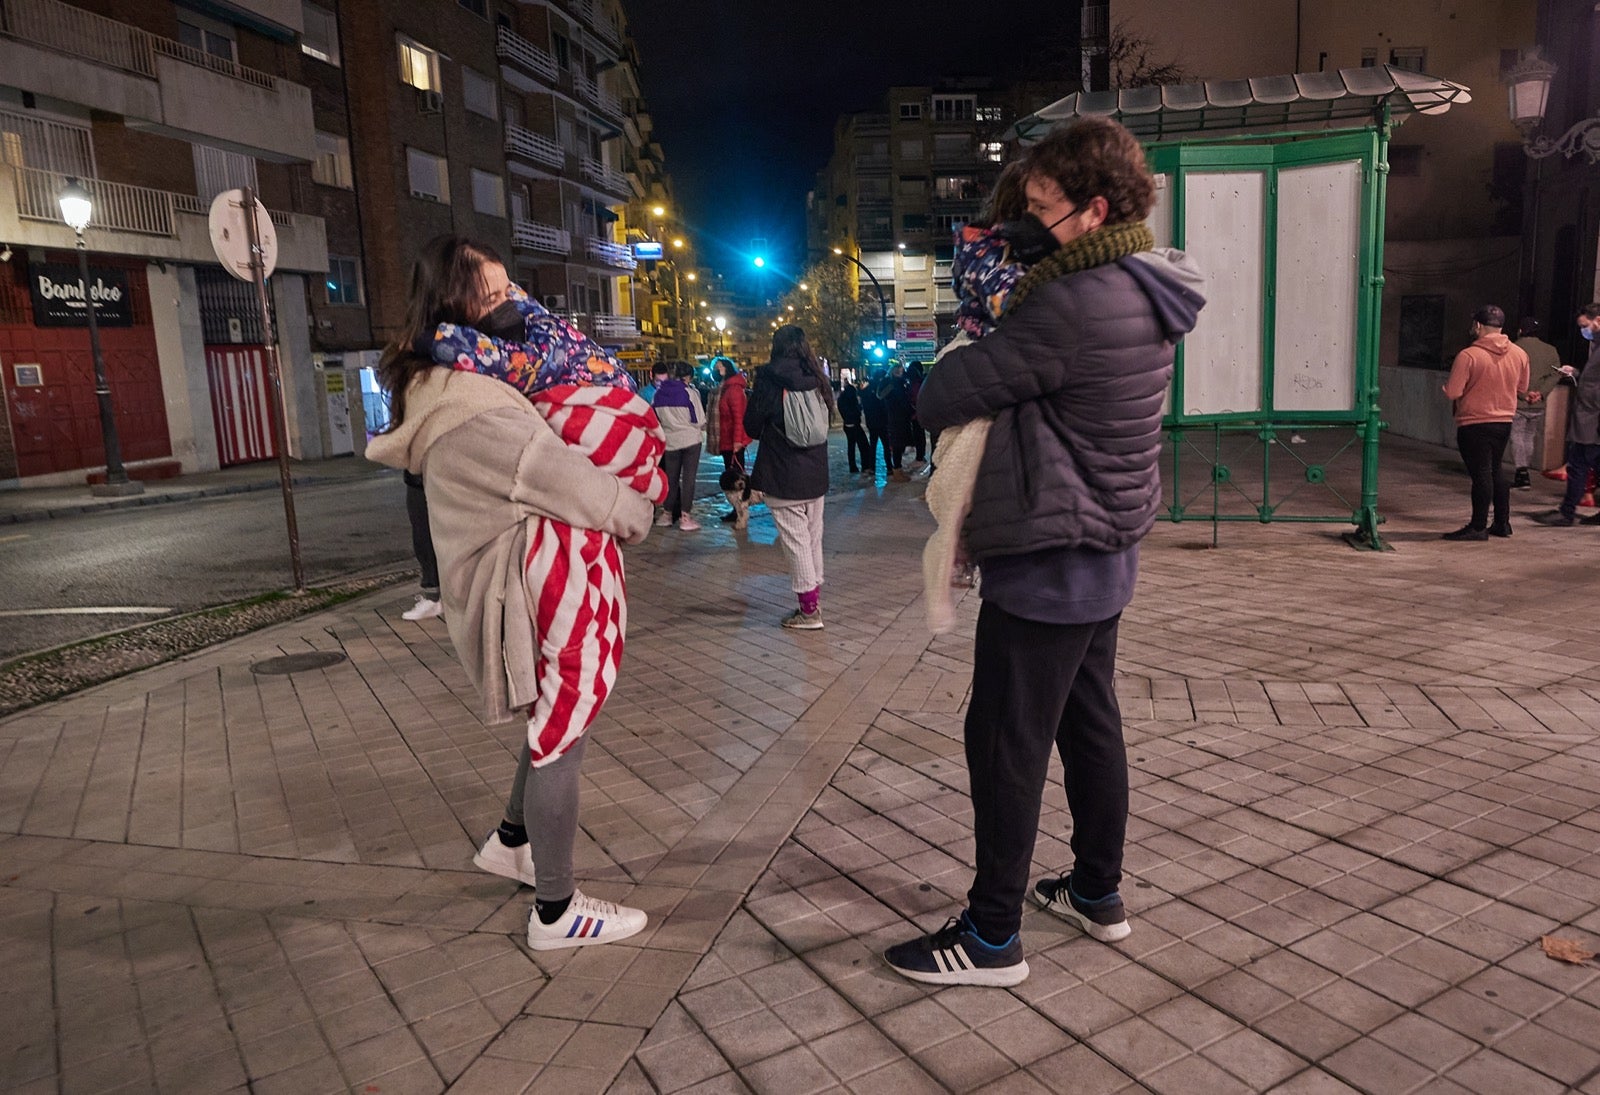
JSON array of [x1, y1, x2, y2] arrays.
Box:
[[883, 913, 1028, 987], [1032, 874, 1131, 942]]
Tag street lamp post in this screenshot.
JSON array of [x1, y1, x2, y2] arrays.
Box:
[[714, 314, 727, 355], [59, 178, 142, 497], [832, 246, 891, 346]]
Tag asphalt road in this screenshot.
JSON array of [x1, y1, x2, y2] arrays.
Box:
[[0, 447, 773, 663], [0, 473, 417, 661]]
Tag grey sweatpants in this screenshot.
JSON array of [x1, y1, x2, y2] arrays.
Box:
[[503, 737, 586, 902]]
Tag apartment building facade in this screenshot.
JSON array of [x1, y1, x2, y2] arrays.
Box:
[[1078, 0, 1540, 446], [809, 81, 1065, 360], [0, 0, 330, 484]]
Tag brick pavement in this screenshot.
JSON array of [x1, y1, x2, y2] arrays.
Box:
[[2, 435, 1599, 1094]]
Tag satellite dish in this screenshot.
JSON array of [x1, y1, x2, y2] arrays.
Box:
[[208, 189, 277, 282]]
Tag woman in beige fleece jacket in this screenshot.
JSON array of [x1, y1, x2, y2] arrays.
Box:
[[368, 236, 654, 951]]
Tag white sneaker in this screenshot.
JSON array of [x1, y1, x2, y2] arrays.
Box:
[[402, 596, 442, 621], [525, 889, 647, 951], [653, 511, 673, 527], [473, 831, 536, 888], [677, 514, 702, 531]]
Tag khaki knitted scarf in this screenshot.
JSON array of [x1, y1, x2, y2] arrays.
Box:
[[1004, 221, 1156, 318]]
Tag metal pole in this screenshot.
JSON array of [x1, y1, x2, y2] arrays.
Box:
[[241, 186, 306, 592], [76, 233, 137, 493], [843, 252, 891, 344]]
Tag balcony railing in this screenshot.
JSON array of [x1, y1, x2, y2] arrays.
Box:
[[12, 166, 305, 237], [585, 237, 636, 270], [495, 25, 558, 86], [565, 0, 621, 49], [505, 124, 565, 171], [511, 219, 571, 255], [2, 0, 289, 91], [592, 313, 639, 341], [573, 72, 623, 123], [579, 156, 629, 197]]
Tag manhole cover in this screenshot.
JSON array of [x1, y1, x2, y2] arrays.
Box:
[[250, 652, 348, 675]]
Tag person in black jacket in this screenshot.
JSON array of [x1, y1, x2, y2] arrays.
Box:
[[838, 378, 870, 474], [860, 373, 888, 477], [878, 363, 914, 481], [883, 118, 1205, 988], [744, 325, 834, 629]]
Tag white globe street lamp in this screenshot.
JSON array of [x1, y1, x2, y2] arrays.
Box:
[[58, 178, 140, 495]]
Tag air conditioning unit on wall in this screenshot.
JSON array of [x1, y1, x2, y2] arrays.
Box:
[[544, 294, 566, 309], [417, 89, 444, 114]]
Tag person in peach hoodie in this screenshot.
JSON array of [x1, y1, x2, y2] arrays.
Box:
[[1441, 304, 1529, 541]]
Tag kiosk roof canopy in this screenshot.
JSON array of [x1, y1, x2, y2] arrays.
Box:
[[1012, 65, 1472, 143]]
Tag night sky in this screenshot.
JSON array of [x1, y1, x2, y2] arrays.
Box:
[[626, 1, 1077, 275]]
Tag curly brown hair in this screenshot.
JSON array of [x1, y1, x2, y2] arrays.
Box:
[[1023, 117, 1155, 227]]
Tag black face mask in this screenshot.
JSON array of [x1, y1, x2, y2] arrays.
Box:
[[478, 300, 525, 341], [998, 214, 1060, 264]]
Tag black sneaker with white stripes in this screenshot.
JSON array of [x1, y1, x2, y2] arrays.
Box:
[[1031, 873, 1131, 942], [883, 913, 1028, 987]]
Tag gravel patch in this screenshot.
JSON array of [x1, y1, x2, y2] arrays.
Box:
[[0, 571, 412, 717]]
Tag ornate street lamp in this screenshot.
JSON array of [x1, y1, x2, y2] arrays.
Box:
[[1507, 50, 1600, 162], [59, 178, 141, 496], [713, 314, 727, 355]]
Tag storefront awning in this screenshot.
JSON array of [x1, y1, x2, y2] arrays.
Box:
[[1010, 65, 1472, 143]]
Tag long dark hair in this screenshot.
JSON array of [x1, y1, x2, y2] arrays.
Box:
[[377, 235, 503, 430], [769, 324, 834, 412]]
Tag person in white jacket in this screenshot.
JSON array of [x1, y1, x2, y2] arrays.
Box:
[[651, 360, 707, 530], [368, 235, 654, 951]]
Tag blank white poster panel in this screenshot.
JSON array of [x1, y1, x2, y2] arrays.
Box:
[[1147, 173, 1173, 248], [1273, 160, 1361, 412], [1149, 174, 1174, 415], [1181, 171, 1266, 416]]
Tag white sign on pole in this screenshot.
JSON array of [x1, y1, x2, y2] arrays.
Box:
[[208, 189, 277, 282]]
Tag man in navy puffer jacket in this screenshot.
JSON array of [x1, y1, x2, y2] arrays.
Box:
[[885, 118, 1205, 987]]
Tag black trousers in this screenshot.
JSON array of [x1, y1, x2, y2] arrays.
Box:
[[843, 424, 870, 472], [404, 473, 439, 597], [662, 443, 702, 520], [1456, 422, 1511, 530], [911, 422, 926, 462], [964, 602, 1126, 942], [866, 426, 888, 472], [1559, 442, 1600, 518]]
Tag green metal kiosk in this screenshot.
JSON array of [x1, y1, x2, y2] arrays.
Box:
[[1013, 67, 1472, 549]]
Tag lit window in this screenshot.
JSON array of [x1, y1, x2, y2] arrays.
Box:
[[980, 141, 1004, 163], [312, 131, 352, 189], [301, 3, 339, 65], [398, 36, 441, 91], [462, 67, 497, 118], [326, 256, 362, 305], [472, 169, 505, 217], [976, 106, 1004, 123], [407, 147, 449, 202]]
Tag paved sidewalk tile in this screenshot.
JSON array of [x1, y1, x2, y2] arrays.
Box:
[[4, 437, 1600, 1093]]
